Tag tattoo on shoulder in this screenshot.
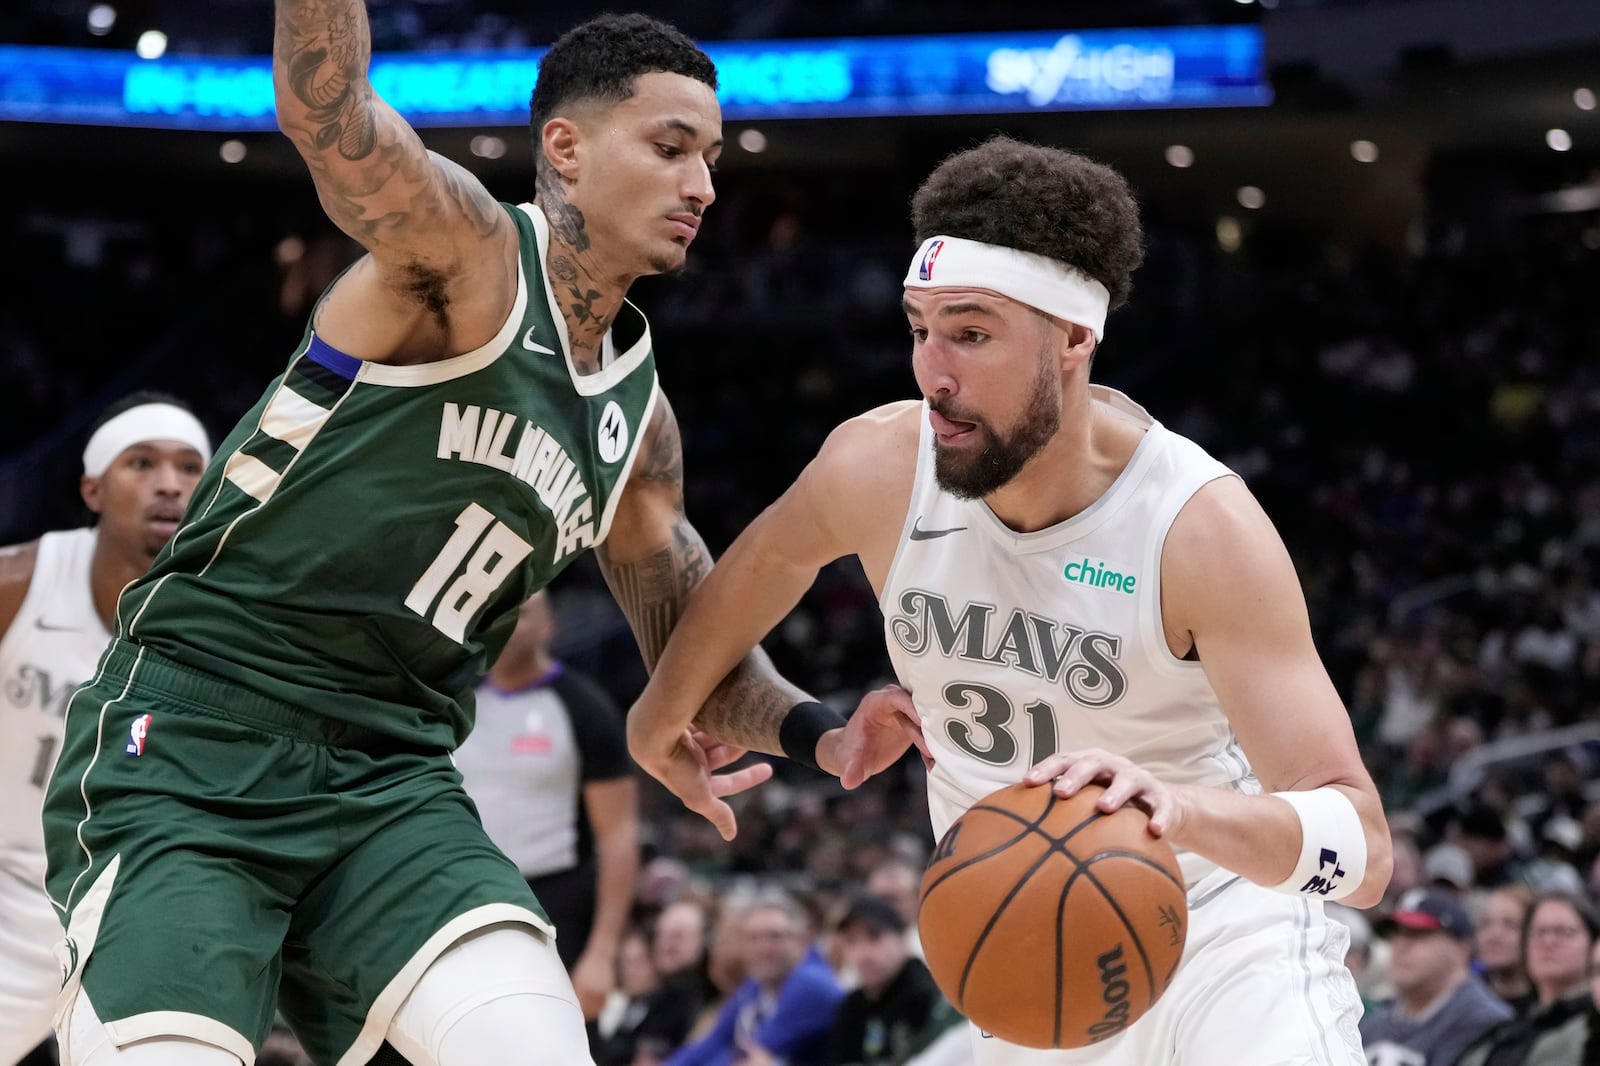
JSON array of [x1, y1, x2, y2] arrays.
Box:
[[636, 399, 685, 494], [434, 155, 505, 240]]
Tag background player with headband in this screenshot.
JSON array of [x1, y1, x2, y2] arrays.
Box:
[[0, 392, 210, 1066], [630, 135, 1393, 1064]]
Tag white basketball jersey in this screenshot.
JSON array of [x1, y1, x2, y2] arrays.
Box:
[[881, 388, 1259, 886], [0, 527, 112, 881]]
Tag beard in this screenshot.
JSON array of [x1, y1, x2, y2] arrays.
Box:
[[646, 246, 689, 276], [932, 356, 1061, 499]]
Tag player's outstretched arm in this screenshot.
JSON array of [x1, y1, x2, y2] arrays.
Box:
[[605, 398, 913, 835], [1031, 476, 1393, 908], [272, 0, 512, 352]]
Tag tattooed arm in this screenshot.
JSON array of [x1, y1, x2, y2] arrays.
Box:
[[617, 400, 929, 836], [597, 393, 809, 754], [272, 0, 515, 362]]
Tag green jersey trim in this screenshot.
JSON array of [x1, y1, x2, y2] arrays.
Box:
[[354, 255, 529, 388], [596, 381, 659, 544]]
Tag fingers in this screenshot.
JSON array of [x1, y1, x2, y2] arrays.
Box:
[[686, 726, 751, 772], [690, 794, 740, 842], [709, 760, 773, 799], [1021, 750, 1169, 830], [1024, 745, 1088, 787], [897, 715, 933, 765], [701, 741, 750, 771]]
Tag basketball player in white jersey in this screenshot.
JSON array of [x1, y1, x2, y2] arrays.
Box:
[[0, 394, 209, 1066], [629, 136, 1393, 1065]]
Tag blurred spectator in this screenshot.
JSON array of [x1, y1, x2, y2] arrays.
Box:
[[1475, 886, 1537, 1014], [1459, 891, 1599, 1066], [666, 889, 845, 1066], [1523, 752, 1590, 846], [453, 592, 641, 1021], [1385, 829, 1426, 911], [1449, 803, 1528, 891], [1582, 936, 1600, 1065], [826, 895, 959, 1066], [1424, 843, 1477, 897], [596, 925, 701, 1066], [655, 896, 717, 1015], [1362, 888, 1513, 1065], [682, 892, 757, 1044], [865, 856, 927, 961]]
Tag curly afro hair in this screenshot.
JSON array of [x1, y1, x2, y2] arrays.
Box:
[[529, 14, 717, 138], [910, 135, 1145, 311]]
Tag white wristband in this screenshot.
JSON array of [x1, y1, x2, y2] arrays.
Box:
[[1269, 788, 1368, 901]]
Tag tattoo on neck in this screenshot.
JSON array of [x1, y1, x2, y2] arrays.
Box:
[[550, 255, 579, 283], [536, 168, 624, 370], [537, 168, 590, 252]]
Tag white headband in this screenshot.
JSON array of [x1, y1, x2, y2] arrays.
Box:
[[903, 234, 1111, 341], [82, 403, 212, 477]]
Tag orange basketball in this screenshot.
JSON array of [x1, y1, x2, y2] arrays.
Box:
[[918, 781, 1188, 1049]]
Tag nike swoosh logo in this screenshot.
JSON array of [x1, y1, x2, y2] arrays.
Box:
[[521, 326, 556, 356], [909, 517, 967, 541], [34, 618, 80, 633]]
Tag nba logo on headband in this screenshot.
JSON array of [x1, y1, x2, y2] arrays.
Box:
[[918, 239, 945, 281]]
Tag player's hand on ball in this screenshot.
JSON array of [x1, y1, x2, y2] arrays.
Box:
[[818, 683, 932, 789], [1023, 748, 1185, 837]]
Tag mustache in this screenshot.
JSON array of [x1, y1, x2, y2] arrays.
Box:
[[928, 397, 981, 425]]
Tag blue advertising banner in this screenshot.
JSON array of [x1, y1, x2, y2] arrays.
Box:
[[0, 25, 1268, 130]]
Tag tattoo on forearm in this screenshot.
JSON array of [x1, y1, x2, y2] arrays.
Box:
[[602, 397, 801, 754], [603, 521, 710, 668], [696, 658, 796, 755]]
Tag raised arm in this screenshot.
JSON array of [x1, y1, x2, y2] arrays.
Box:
[[273, 0, 515, 358]]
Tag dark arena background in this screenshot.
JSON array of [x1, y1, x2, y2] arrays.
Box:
[[3, 1, 1600, 1064]]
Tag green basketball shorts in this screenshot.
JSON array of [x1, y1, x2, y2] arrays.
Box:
[[42, 639, 553, 1066]]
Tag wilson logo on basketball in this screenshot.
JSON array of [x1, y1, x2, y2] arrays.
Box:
[[931, 823, 962, 863], [1088, 944, 1133, 1042]]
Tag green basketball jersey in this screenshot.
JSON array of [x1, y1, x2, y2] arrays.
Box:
[[118, 203, 658, 749]]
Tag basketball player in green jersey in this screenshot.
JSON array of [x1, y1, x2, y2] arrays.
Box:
[[40, 9, 912, 1066]]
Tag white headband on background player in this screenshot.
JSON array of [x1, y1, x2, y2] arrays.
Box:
[[82, 403, 213, 477], [902, 234, 1112, 342]]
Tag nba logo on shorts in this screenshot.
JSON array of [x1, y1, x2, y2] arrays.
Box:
[[125, 714, 152, 756], [919, 239, 945, 281]]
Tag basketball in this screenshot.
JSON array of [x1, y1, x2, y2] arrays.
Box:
[[919, 781, 1188, 1049]]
